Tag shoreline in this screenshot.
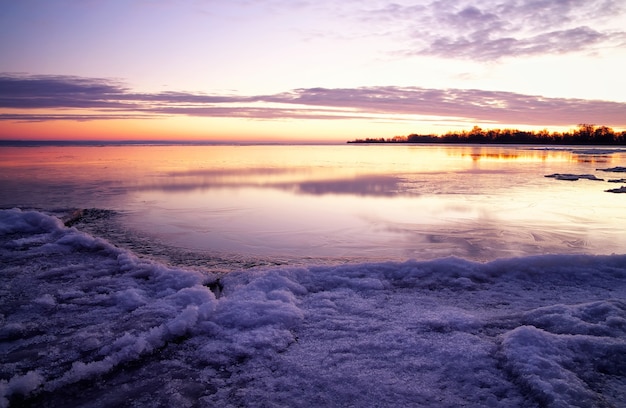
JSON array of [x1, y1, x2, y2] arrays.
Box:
[[2, 207, 625, 407]]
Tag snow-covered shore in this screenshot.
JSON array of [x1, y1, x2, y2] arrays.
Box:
[[1, 208, 625, 407]]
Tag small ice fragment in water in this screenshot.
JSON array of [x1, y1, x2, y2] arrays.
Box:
[[605, 186, 626, 193], [544, 174, 604, 181], [597, 166, 626, 173]]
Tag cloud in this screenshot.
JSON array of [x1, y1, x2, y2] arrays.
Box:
[[1, 74, 625, 127], [0, 75, 253, 110], [365, 0, 626, 60], [0, 75, 135, 109], [271, 87, 626, 126], [420, 26, 606, 60], [0, 114, 158, 123]]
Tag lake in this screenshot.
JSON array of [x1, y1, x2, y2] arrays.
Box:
[[1, 143, 625, 263], [2, 143, 626, 406]]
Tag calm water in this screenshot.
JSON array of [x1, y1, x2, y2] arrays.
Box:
[[1, 144, 625, 262]]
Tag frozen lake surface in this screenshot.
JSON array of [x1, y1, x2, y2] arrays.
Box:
[[1, 144, 626, 406], [1, 209, 625, 407]]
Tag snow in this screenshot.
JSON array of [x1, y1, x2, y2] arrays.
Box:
[[1, 208, 626, 407]]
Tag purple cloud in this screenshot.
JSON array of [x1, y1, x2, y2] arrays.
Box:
[[1, 74, 625, 127], [0, 75, 134, 109], [366, 0, 626, 60], [0, 75, 252, 110], [420, 26, 606, 60], [0, 113, 159, 123], [267, 87, 626, 126]]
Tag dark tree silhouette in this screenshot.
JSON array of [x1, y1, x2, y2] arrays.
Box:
[[348, 125, 626, 145]]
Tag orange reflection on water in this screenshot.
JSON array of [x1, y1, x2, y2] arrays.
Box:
[[2, 144, 625, 261], [456, 145, 618, 165]]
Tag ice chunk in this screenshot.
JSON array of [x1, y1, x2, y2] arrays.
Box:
[[544, 173, 604, 181], [597, 166, 626, 173], [606, 186, 626, 193]]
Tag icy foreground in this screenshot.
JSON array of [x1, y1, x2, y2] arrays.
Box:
[[1, 209, 625, 407]]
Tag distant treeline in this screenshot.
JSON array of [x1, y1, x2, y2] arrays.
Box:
[[348, 124, 626, 145]]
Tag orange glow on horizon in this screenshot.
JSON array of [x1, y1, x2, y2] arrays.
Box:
[[0, 115, 413, 142], [0, 114, 605, 143]]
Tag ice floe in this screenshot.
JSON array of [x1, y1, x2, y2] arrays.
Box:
[[544, 173, 604, 181], [605, 186, 626, 193], [597, 166, 626, 173]]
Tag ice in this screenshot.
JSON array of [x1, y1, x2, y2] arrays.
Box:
[[606, 186, 626, 193], [1, 209, 626, 407], [597, 166, 626, 173], [544, 173, 604, 181]]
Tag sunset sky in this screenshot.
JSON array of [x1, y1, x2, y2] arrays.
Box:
[[1, 0, 626, 142]]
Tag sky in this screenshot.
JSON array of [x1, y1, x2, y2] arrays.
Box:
[[1, 0, 626, 142]]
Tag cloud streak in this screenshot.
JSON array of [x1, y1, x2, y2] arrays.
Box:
[[0, 75, 134, 109], [1, 74, 625, 128]]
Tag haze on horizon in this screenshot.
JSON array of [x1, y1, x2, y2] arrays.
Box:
[[1, 0, 626, 142]]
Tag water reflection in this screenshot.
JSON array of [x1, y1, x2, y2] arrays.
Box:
[[294, 175, 405, 196], [2, 144, 625, 262], [456, 146, 623, 164], [465, 152, 522, 161], [139, 170, 407, 197], [573, 155, 612, 164], [459, 148, 526, 162], [130, 145, 626, 197]]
